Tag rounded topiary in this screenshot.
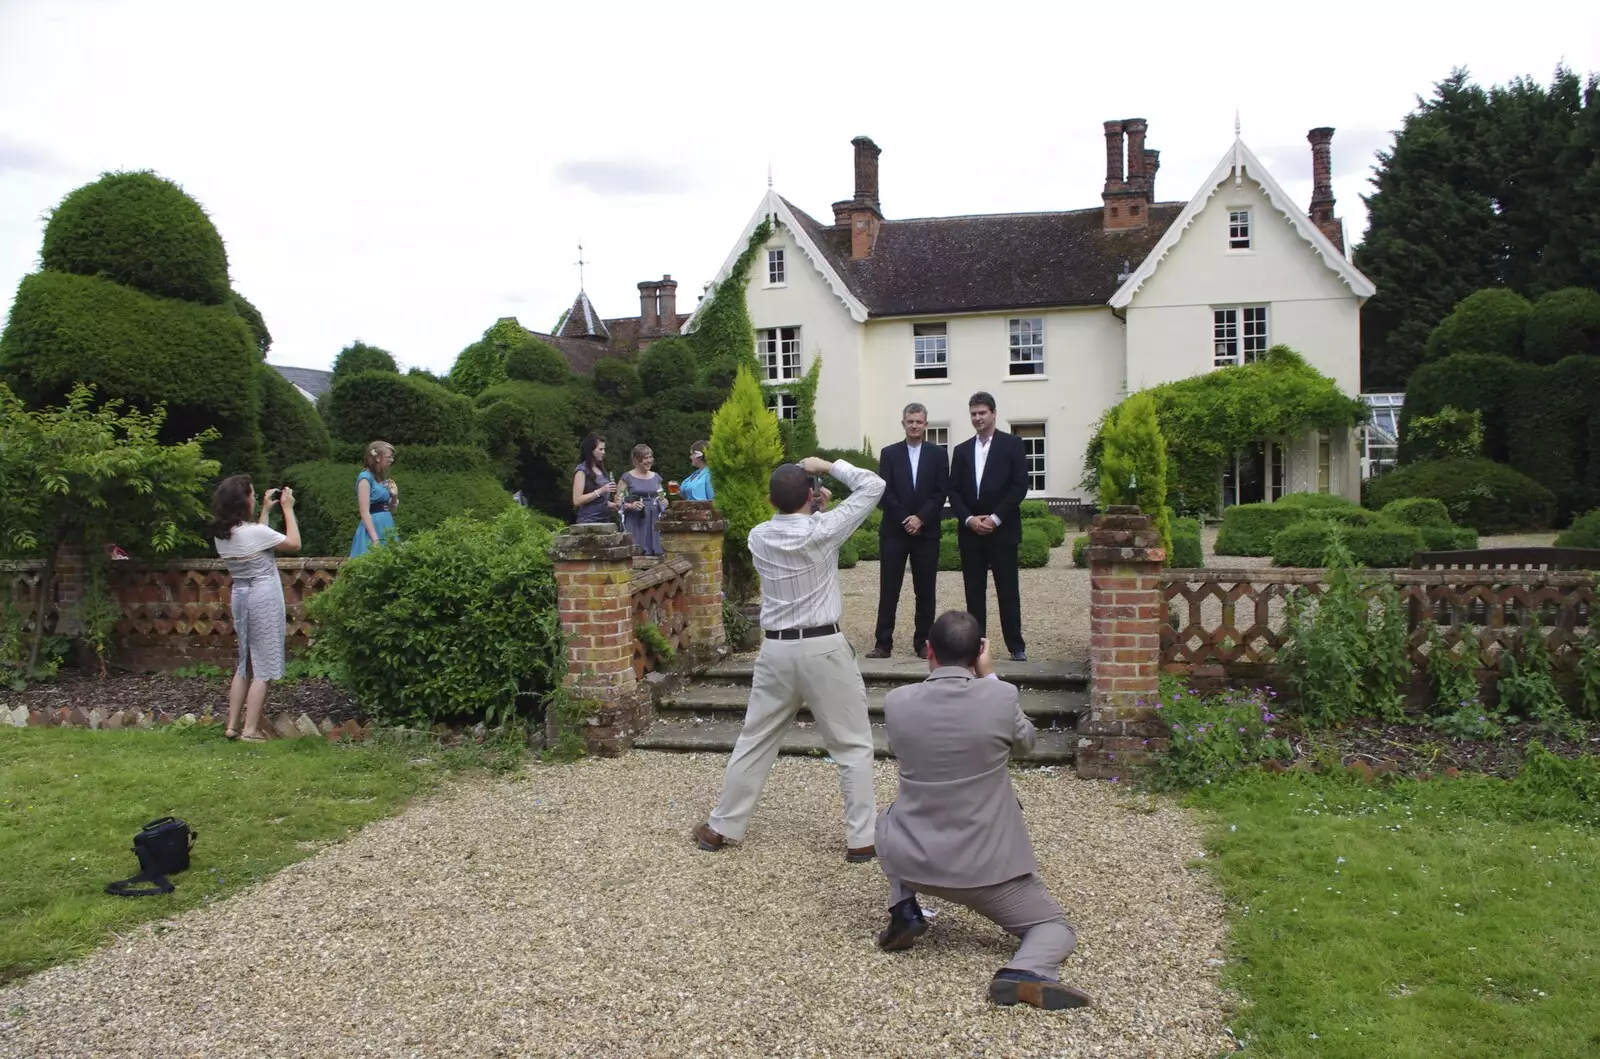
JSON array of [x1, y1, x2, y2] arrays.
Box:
[[1271, 520, 1424, 568], [1554, 508, 1600, 549], [258, 363, 330, 478], [1018, 524, 1051, 569], [332, 341, 399, 379], [848, 529, 881, 561], [1018, 499, 1051, 520], [1524, 287, 1600, 364], [939, 526, 962, 571], [40, 171, 231, 306], [1418, 525, 1479, 551], [505, 339, 571, 385], [1365, 457, 1556, 534], [1022, 514, 1066, 547], [326, 370, 474, 447], [1214, 503, 1303, 556], [1380, 497, 1452, 528], [1169, 517, 1204, 568], [1425, 288, 1530, 362], [1072, 535, 1090, 568], [838, 538, 860, 569]]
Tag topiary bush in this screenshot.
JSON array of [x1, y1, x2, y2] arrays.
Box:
[[1214, 503, 1303, 556], [1022, 514, 1066, 547], [1018, 523, 1051, 569], [326, 371, 475, 447], [1170, 516, 1204, 568], [307, 507, 564, 725], [283, 456, 513, 556], [1398, 353, 1519, 464], [332, 341, 398, 379], [1418, 525, 1479, 550], [1425, 287, 1530, 362], [1554, 508, 1600, 549], [1524, 287, 1600, 364], [1019, 499, 1051, 520], [257, 363, 331, 479], [1097, 390, 1172, 558], [1072, 535, 1089, 568], [506, 339, 573, 385], [1274, 492, 1361, 513], [838, 538, 859, 569], [1271, 520, 1424, 568], [1380, 497, 1452, 527], [939, 526, 962, 571], [1365, 457, 1556, 534], [707, 367, 784, 601], [848, 529, 881, 561], [40, 171, 231, 306]]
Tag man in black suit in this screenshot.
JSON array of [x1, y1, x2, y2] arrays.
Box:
[[948, 391, 1030, 661], [870, 403, 949, 659]]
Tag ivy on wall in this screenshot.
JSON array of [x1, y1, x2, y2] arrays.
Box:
[[687, 219, 772, 390], [778, 355, 821, 459]]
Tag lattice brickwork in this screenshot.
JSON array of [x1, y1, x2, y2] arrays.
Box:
[[629, 557, 692, 678]]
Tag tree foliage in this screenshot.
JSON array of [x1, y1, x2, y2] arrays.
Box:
[[1096, 390, 1172, 559], [1424, 288, 1531, 362], [448, 319, 572, 396], [230, 291, 271, 357], [1524, 287, 1600, 363], [1404, 406, 1483, 463], [331, 341, 398, 379], [707, 366, 784, 601], [256, 363, 331, 479]]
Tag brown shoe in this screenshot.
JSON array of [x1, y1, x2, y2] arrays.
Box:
[[693, 824, 728, 852], [865, 646, 891, 659], [988, 969, 1093, 1010], [845, 844, 876, 863]]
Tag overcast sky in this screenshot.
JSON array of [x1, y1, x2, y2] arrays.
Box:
[[2, 1, 1597, 375]]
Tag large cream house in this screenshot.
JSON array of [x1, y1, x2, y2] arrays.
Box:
[[686, 119, 1376, 509]]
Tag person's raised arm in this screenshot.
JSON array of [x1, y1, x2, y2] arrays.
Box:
[[357, 475, 380, 546], [276, 488, 301, 553], [801, 456, 884, 548]]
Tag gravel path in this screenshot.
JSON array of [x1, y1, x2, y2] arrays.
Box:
[[0, 754, 1232, 1058]]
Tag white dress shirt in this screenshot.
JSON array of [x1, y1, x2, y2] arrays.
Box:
[[968, 433, 1002, 528], [748, 460, 886, 631], [905, 442, 922, 490]]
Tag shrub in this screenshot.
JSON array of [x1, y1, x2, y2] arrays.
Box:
[[1018, 523, 1051, 568], [1149, 681, 1291, 789], [1214, 503, 1302, 556], [939, 528, 961, 571], [326, 371, 475, 447], [1405, 406, 1483, 463], [637, 336, 698, 395], [1555, 508, 1600, 549], [1524, 287, 1600, 364], [1274, 492, 1362, 513], [1380, 497, 1452, 527], [848, 529, 880, 561], [838, 538, 859, 569], [307, 507, 564, 726], [817, 445, 880, 501], [1365, 457, 1556, 534], [0, 269, 263, 477], [707, 367, 784, 601], [1019, 499, 1051, 520], [40, 171, 230, 305], [257, 364, 331, 479], [1170, 516, 1204, 568], [1418, 525, 1479, 550], [283, 456, 513, 556], [1022, 514, 1066, 547], [1072, 535, 1089, 568], [1097, 390, 1172, 557], [1399, 353, 1519, 464], [331, 441, 490, 473], [1271, 519, 1424, 568], [231, 291, 271, 357], [332, 341, 398, 379], [1425, 287, 1530, 362]]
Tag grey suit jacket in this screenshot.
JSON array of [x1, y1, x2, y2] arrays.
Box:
[[875, 666, 1039, 889]]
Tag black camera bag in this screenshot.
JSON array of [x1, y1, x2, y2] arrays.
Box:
[[104, 816, 196, 897]]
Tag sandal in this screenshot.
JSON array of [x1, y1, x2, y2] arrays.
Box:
[[224, 728, 239, 740], [239, 732, 267, 743]]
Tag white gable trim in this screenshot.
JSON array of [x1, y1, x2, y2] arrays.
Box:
[[1109, 137, 1375, 309], [683, 189, 869, 332]]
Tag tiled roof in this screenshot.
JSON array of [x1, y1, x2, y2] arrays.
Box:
[[271, 364, 334, 399], [782, 198, 1185, 317], [602, 314, 693, 354], [553, 290, 610, 340]]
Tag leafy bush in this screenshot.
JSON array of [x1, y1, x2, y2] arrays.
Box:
[[1555, 508, 1600, 549], [939, 527, 961, 571], [1019, 499, 1051, 520], [1497, 626, 1577, 737], [1022, 514, 1066, 547], [707, 367, 784, 601], [332, 341, 398, 379], [1524, 287, 1600, 364], [1274, 492, 1361, 513], [331, 441, 491, 473], [283, 457, 513, 556], [1214, 503, 1302, 556], [1365, 457, 1556, 533], [1149, 680, 1291, 789], [1405, 406, 1483, 463], [1425, 287, 1530, 361], [1170, 517, 1204, 568], [231, 291, 271, 356], [1097, 390, 1171, 558], [1072, 535, 1089, 568], [1380, 497, 1452, 527], [257, 363, 330, 479], [816, 445, 880, 501], [307, 507, 564, 726], [1426, 623, 1485, 721], [1418, 525, 1479, 550], [848, 529, 880, 561], [838, 538, 859, 569], [1018, 523, 1051, 569], [1399, 353, 1518, 464], [1271, 519, 1424, 568], [40, 171, 230, 305], [326, 371, 475, 447]]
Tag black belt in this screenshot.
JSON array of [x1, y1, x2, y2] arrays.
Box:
[[370, 502, 389, 513], [764, 623, 840, 640]]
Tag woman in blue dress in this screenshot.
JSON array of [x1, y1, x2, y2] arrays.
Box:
[[571, 432, 618, 524], [350, 440, 400, 557], [680, 439, 714, 501], [620, 444, 668, 556]]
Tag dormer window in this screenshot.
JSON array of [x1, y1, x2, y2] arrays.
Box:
[[767, 248, 786, 285], [1228, 209, 1251, 250]]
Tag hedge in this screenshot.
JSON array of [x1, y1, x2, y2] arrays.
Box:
[[1380, 497, 1451, 527], [1072, 535, 1089, 568], [1554, 508, 1600, 549], [327, 370, 475, 447], [40, 171, 231, 306], [838, 538, 859, 569], [1019, 524, 1051, 569], [1523, 287, 1600, 364], [1214, 503, 1303, 556], [1170, 517, 1203, 568], [939, 526, 961, 571], [848, 529, 881, 561], [330, 441, 490, 473], [0, 269, 263, 477], [283, 456, 514, 556], [332, 342, 398, 379], [1418, 525, 1479, 551], [258, 363, 331, 479], [1424, 288, 1529, 362], [1022, 514, 1066, 547], [1019, 499, 1051, 520], [1365, 457, 1556, 534], [1271, 520, 1425, 568], [818, 446, 880, 502]]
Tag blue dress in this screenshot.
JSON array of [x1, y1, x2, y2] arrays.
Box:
[[680, 467, 714, 501], [350, 470, 399, 557]]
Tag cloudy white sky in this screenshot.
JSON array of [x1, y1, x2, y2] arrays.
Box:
[[2, 1, 1598, 375]]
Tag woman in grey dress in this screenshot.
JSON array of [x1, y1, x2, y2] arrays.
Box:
[[620, 444, 668, 556], [210, 475, 302, 742]]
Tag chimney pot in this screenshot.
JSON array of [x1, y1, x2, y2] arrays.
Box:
[[656, 275, 678, 333], [1143, 148, 1160, 201], [1102, 120, 1125, 186], [637, 280, 660, 334], [1306, 127, 1344, 253], [1123, 118, 1148, 182], [1103, 119, 1152, 231], [851, 135, 881, 210]]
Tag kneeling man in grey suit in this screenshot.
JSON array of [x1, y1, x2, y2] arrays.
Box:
[[874, 610, 1092, 1010]]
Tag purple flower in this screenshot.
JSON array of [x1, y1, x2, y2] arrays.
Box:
[[1239, 727, 1247, 734]]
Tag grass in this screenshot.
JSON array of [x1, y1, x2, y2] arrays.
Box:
[[0, 724, 525, 984], [1193, 766, 1600, 1058]]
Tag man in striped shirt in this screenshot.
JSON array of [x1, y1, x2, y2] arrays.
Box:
[[694, 455, 886, 860]]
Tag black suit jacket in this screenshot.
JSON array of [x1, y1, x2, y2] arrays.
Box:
[[877, 440, 950, 541], [948, 431, 1030, 545]]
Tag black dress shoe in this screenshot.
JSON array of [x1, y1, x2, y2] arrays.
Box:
[[1011, 650, 1028, 662], [845, 843, 876, 863], [876, 897, 929, 951], [865, 646, 892, 659], [988, 968, 1093, 1010]]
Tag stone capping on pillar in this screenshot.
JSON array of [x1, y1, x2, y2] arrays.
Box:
[[1079, 505, 1167, 779]]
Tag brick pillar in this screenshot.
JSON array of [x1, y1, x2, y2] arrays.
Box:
[[550, 524, 648, 756], [658, 500, 728, 650], [53, 543, 88, 636], [1078, 505, 1166, 778]]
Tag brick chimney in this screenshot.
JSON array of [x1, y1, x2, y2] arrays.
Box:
[[656, 275, 678, 333], [831, 135, 883, 259], [637, 279, 660, 333], [1307, 127, 1344, 253], [1103, 118, 1154, 231]]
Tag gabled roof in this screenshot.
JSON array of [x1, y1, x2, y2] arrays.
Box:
[[1109, 136, 1376, 308], [270, 364, 333, 401], [552, 289, 611, 340]]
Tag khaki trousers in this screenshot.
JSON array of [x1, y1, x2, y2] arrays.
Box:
[[708, 632, 877, 849], [887, 873, 1077, 980]]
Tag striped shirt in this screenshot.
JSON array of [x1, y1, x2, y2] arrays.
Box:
[[749, 460, 885, 631]]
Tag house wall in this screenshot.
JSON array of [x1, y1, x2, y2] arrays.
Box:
[[743, 222, 865, 451], [861, 307, 1123, 497], [1123, 165, 1362, 398]]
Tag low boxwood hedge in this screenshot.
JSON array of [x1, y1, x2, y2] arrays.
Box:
[[847, 529, 880, 561], [1380, 497, 1452, 528], [1170, 516, 1204, 568], [1418, 525, 1479, 551], [1019, 523, 1051, 568], [1365, 457, 1556, 534], [1072, 535, 1090, 568], [1271, 520, 1425, 568], [1022, 514, 1066, 547], [1214, 503, 1303, 556]]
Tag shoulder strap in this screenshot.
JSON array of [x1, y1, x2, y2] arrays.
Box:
[[105, 871, 175, 897]]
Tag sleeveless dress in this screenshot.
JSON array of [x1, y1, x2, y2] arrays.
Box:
[[215, 523, 287, 681], [574, 464, 614, 524], [621, 471, 667, 556], [350, 470, 399, 557]]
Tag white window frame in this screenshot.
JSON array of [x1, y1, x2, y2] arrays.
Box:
[[766, 247, 786, 286], [912, 323, 948, 380], [756, 326, 802, 382], [1227, 208, 1252, 251], [924, 425, 950, 453], [764, 391, 798, 421], [1011, 422, 1047, 495], [1008, 317, 1044, 376], [1213, 306, 1269, 367]]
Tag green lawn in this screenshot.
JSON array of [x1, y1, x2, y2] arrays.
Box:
[[1195, 767, 1600, 1058], [0, 725, 519, 983]]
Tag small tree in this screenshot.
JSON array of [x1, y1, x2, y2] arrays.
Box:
[[0, 383, 219, 671], [706, 366, 783, 602], [1097, 391, 1173, 560], [1403, 405, 1483, 462]]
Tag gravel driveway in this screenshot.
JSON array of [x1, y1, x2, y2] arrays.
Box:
[[1, 754, 1232, 1059]]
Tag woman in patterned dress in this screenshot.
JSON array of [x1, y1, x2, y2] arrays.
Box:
[[351, 441, 399, 557], [210, 475, 301, 742]]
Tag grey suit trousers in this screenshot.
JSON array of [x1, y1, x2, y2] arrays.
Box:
[[887, 872, 1076, 980]]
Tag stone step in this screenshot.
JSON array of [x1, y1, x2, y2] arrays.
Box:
[[700, 655, 1086, 690], [661, 683, 1085, 722], [632, 716, 1079, 764]]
